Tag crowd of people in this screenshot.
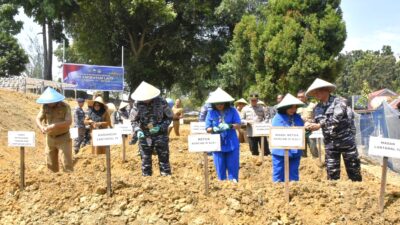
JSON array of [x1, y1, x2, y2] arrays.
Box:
[[35, 78, 362, 183]]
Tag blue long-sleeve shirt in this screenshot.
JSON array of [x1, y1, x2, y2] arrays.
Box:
[[205, 107, 241, 152], [271, 113, 304, 157]]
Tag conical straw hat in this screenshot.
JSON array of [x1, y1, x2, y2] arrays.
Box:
[[36, 87, 65, 104], [205, 87, 235, 103], [119, 101, 129, 110], [276, 93, 304, 109], [234, 98, 248, 105], [130, 81, 160, 101], [306, 78, 336, 97], [257, 100, 266, 106]]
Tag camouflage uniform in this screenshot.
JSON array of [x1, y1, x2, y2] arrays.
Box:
[[73, 106, 86, 153], [240, 105, 270, 156], [313, 95, 362, 181], [130, 96, 173, 176]]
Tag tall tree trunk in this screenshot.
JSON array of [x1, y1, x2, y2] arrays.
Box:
[[47, 21, 53, 81], [42, 20, 48, 80]]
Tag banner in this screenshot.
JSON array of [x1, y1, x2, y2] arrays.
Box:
[[63, 63, 124, 91]]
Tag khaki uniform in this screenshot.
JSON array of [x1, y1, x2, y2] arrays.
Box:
[[37, 102, 73, 172], [297, 102, 319, 158], [169, 106, 183, 136]]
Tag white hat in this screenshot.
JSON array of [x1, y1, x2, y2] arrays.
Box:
[[119, 101, 129, 110], [276, 93, 304, 109], [235, 98, 248, 105], [106, 103, 116, 115], [206, 87, 235, 104], [305, 78, 336, 97], [130, 81, 160, 101], [257, 100, 266, 106]]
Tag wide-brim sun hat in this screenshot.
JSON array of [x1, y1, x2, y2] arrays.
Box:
[[36, 87, 65, 104], [119, 101, 129, 110], [234, 98, 248, 105], [257, 100, 266, 106], [93, 96, 107, 109], [276, 93, 305, 110], [305, 78, 336, 97], [130, 81, 161, 101], [106, 103, 116, 114], [205, 87, 235, 104]]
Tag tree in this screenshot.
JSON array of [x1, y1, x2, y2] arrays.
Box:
[[0, 1, 28, 77], [15, 0, 78, 80], [257, 0, 346, 100], [335, 46, 399, 96]]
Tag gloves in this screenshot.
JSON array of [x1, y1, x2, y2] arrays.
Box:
[[137, 131, 145, 139], [218, 123, 231, 131], [212, 126, 221, 133], [149, 126, 160, 134]]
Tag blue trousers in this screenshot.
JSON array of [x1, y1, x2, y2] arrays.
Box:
[[272, 155, 301, 182], [212, 148, 239, 181]]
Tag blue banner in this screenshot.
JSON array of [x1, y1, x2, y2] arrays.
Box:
[[63, 63, 124, 91]]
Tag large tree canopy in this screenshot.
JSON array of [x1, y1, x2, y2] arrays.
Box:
[[218, 0, 346, 101], [0, 1, 28, 77]]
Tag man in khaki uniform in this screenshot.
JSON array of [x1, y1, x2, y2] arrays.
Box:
[[36, 87, 73, 172], [296, 89, 318, 158], [240, 93, 270, 156]]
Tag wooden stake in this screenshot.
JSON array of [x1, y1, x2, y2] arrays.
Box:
[[106, 147, 112, 197], [122, 136, 126, 163], [379, 156, 388, 212], [260, 136, 265, 163], [20, 147, 25, 191], [318, 138, 322, 165], [284, 149, 290, 204], [203, 152, 209, 195]]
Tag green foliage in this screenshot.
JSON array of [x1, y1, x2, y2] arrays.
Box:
[[0, 1, 23, 35], [356, 80, 371, 109], [0, 32, 29, 77], [218, 0, 346, 102], [336, 46, 400, 97]]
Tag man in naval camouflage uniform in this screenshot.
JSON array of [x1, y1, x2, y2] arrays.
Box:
[[73, 98, 86, 154], [130, 81, 173, 176], [240, 93, 270, 156], [305, 78, 362, 181]]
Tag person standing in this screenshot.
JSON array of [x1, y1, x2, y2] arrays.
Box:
[[271, 94, 305, 182], [240, 93, 270, 156], [296, 89, 318, 158], [168, 98, 183, 136], [130, 81, 173, 176], [36, 87, 73, 172], [84, 96, 111, 155], [73, 98, 86, 154], [234, 98, 248, 143], [305, 78, 362, 181], [269, 94, 284, 119], [205, 88, 241, 182]]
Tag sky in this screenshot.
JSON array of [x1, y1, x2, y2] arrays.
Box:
[[14, 0, 400, 80]]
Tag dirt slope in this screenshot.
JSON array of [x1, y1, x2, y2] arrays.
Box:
[[0, 89, 399, 225]]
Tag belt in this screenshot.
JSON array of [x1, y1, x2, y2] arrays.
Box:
[[48, 132, 69, 138]]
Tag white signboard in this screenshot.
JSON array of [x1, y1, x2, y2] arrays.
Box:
[[179, 118, 184, 125], [369, 136, 400, 159], [269, 127, 305, 149], [70, 128, 79, 139], [188, 134, 221, 152], [309, 129, 324, 139], [252, 123, 271, 136], [8, 131, 35, 147], [114, 124, 133, 135], [190, 122, 207, 134], [92, 129, 122, 146]]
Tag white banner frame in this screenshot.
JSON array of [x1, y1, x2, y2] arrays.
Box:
[[369, 136, 400, 159], [8, 131, 35, 147], [252, 123, 271, 137], [190, 122, 207, 134]]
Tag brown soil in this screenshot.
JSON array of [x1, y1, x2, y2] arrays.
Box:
[[1, 89, 400, 225]]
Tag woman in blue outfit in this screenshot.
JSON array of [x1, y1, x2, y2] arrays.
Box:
[[205, 88, 241, 182], [271, 93, 305, 182]]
